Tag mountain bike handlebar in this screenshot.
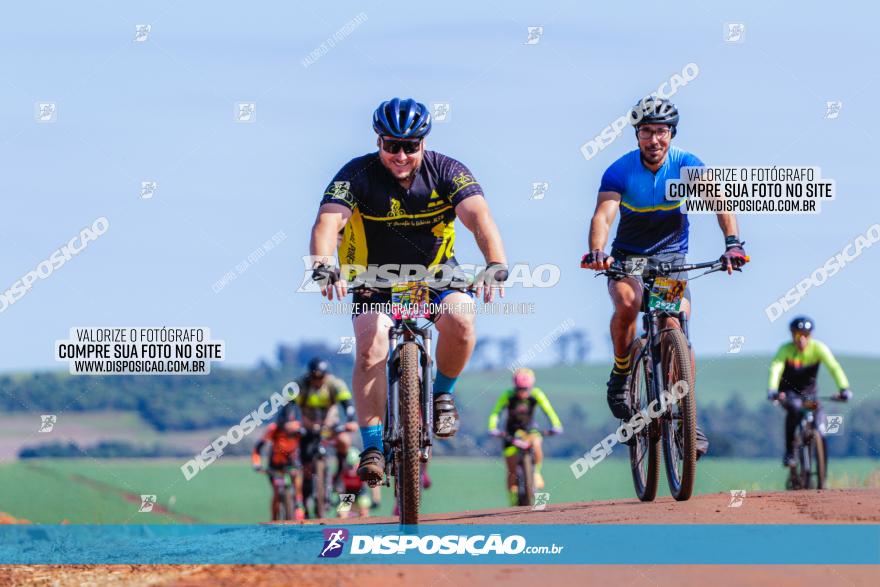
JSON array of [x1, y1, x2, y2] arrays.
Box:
[[770, 394, 849, 408], [598, 257, 748, 281], [494, 429, 560, 447], [349, 281, 475, 295], [299, 423, 347, 437]]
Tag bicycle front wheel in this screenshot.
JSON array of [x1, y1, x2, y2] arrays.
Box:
[[661, 329, 697, 501], [519, 451, 535, 507], [628, 338, 660, 502], [314, 459, 327, 519], [397, 342, 422, 525]]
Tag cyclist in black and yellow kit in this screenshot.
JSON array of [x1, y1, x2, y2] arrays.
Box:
[[488, 368, 563, 505], [309, 98, 508, 484], [767, 316, 852, 467], [276, 358, 358, 484]]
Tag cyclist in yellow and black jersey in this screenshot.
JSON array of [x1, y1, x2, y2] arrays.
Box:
[[276, 358, 358, 483], [309, 98, 508, 485]]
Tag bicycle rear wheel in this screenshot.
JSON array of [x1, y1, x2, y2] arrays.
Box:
[[788, 432, 804, 490], [282, 475, 295, 521], [628, 338, 659, 502], [661, 329, 697, 501], [397, 342, 422, 525], [806, 432, 826, 489], [276, 495, 287, 522]]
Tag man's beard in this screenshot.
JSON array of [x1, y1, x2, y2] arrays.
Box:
[[640, 148, 665, 166], [384, 159, 422, 182], [398, 160, 421, 181]]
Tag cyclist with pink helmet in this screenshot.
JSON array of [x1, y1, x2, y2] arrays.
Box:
[[488, 368, 563, 503]]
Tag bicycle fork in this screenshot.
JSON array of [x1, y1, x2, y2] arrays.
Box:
[[383, 333, 401, 487], [420, 328, 433, 463]]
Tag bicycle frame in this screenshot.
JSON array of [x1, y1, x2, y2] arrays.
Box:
[[611, 258, 723, 402], [299, 427, 335, 517], [265, 467, 297, 521], [780, 395, 829, 490], [638, 308, 691, 421], [349, 280, 473, 521], [630, 272, 698, 427], [603, 257, 734, 501]]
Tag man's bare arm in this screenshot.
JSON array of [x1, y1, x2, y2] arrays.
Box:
[[584, 191, 621, 269], [309, 203, 351, 299], [456, 196, 506, 265], [456, 195, 506, 301], [715, 211, 739, 239]]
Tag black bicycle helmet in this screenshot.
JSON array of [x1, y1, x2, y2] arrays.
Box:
[[630, 96, 679, 137], [307, 357, 330, 376], [372, 98, 432, 139], [789, 316, 814, 333]]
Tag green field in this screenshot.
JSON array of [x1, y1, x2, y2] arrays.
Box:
[[1, 355, 876, 523], [2, 457, 877, 524], [456, 355, 879, 427]]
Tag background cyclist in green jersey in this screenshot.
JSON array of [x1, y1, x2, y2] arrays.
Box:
[[488, 368, 563, 505], [767, 316, 852, 467]]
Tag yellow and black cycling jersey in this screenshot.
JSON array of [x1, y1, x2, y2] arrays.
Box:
[[768, 338, 849, 395], [294, 374, 353, 424], [488, 387, 562, 436], [320, 151, 484, 279]]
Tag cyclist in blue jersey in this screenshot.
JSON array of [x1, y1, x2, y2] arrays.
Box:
[[309, 98, 508, 484], [581, 97, 748, 457]]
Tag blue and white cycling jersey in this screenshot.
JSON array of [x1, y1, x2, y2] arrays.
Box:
[[599, 146, 704, 255]]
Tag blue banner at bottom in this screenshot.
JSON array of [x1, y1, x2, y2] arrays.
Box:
[[1, 524, 878, 565]]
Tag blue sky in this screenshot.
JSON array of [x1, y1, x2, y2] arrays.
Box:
[[1, 1, 877, 371]]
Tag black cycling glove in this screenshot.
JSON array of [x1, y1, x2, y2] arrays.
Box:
[[311, 263, 340, 286]]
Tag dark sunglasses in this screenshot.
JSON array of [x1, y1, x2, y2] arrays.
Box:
[[381, 138, 422, 155]]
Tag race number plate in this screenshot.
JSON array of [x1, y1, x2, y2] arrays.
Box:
[[391, 281, 431, 319], [648, 277, 686, 313]]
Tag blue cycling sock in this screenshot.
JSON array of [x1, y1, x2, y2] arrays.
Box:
[[433, 371, 458, 397], [360, 425, 383, 452]]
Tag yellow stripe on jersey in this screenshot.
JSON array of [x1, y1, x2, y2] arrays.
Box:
[[340, 209, 368, 280], [360, 205, 452, 222], [620, 200, 683, 213], [428, 220, 456, 267]]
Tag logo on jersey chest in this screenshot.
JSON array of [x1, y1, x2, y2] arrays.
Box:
[[387, 197, 402, 217]]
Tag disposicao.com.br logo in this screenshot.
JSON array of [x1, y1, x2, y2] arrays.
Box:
[[317, 530, 564, 557], [319, 528, 349, 558]]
